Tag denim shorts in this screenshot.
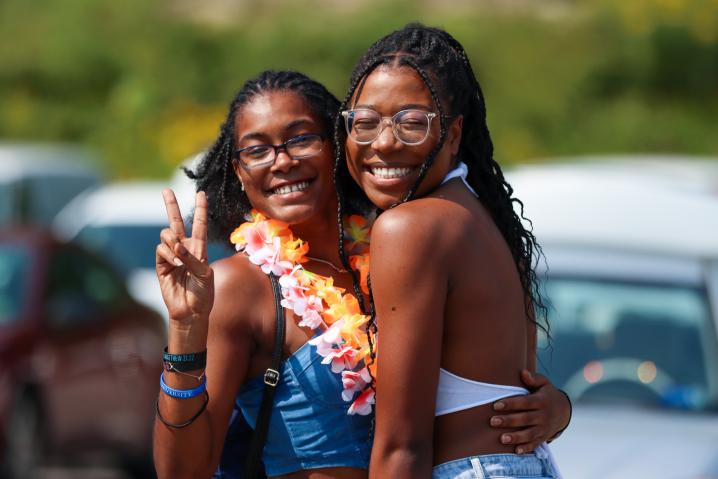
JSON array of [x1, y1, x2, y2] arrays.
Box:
[[432, 453, 557, 479]]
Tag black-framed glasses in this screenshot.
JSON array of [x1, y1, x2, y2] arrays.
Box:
[[342, 109, 438, 146], [234, 133, 325, 169]]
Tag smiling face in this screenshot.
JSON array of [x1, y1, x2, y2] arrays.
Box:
[[345, 65, 462, 210], [232, 90, 336, 224]]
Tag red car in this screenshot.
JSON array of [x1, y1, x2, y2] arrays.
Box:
[[0, 228, 165, 478]]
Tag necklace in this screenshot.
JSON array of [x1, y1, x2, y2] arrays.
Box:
[[306, 255, 347, 273], [230, 210, 375, 416]]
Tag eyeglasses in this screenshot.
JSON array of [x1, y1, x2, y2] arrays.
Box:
[[342, 109, 438, 146], [234, 134, 325, 169]]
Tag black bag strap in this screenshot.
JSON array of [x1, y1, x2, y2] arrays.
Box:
[[245, 273, 285, 478]]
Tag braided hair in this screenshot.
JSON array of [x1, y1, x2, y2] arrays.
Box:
[[334, 24, 549, 368], [186, 70, 367, 244]]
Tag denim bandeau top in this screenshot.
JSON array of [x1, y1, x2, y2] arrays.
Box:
[[235, 338, 372, 476]]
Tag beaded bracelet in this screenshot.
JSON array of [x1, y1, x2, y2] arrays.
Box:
[[159, 372, 206, 399], [156, 391, 209, 429], [163, 347, 207, 372]]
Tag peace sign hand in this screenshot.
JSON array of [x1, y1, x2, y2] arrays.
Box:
[[156, 189, 214, 328]]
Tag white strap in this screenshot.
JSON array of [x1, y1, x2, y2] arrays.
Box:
[[440, 161, 478, 197]]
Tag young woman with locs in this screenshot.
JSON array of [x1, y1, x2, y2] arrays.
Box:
[[153, 70, 565, 479], [334, 25, 570, 478]]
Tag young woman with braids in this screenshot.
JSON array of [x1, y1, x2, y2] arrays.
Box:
[[152, 69, 564, 478], [334, 25, 569, 478], [153, 70, 375, 479]]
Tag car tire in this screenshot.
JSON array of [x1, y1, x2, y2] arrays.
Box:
[[1, 394, 45, 479]]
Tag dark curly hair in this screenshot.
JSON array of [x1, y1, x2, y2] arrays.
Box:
[[333, 24, 549, 375], [186, 70, 367, 244]]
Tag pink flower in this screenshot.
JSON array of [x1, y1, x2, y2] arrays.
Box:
[[321, 346, 358, 373], [248, 237, 293, 276], [308, 320, 344, 356], [298, 307, 323, 330], [341, 367, 372, 402], [348, 387, 375, 416], [243, 223, 267, 254]]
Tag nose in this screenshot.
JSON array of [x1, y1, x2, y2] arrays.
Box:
[[270, 148, 298, 173], [370, 118, 401, 153]]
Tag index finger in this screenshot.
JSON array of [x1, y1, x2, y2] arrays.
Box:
[[493, 394, 538, 412], [162, 189, 186, 239], [191, 191, 208, 260]]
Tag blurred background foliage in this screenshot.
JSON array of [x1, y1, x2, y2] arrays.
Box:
[[0, 0, 716, 178]]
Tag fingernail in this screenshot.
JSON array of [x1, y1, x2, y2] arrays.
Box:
[[516, 447, 524, 454], [494, 402, 505, 411], [173, 258, 183, 266], [501, 434, 511, 444], [490, 417, 502, 426]]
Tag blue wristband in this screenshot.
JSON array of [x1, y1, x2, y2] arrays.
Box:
[[160, 372, 207, 399]]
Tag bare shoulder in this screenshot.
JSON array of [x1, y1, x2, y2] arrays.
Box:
[[372, 196, 471, 254], [209, 253, 269, 334], [212, 253, 269, 299]]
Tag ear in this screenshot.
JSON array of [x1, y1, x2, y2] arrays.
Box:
[[447, 114, 463, 157], [231, 159, 245, 191]]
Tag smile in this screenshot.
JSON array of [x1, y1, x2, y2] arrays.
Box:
[[271, 180, 311, 196], [370, 166, 413, 179]]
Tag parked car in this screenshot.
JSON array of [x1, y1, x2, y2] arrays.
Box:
[[0, 143, 101, 227], [53, 181, 233, 321], [508, 160, 718, 478], [0, 228, 165, 478]]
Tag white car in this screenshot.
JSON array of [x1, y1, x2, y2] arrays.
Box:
[[508, 159, 718, 478], [0, 143, 100, 227], [53, 181, 233, 320]]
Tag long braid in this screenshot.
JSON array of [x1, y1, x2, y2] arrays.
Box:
[[396, 56, 447, 203], [333, 55, 395, 443]]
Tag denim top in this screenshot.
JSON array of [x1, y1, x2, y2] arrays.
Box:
[[235, 339, 372, 476]]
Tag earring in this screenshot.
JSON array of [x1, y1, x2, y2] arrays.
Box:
[[240, 181, 245, 191]]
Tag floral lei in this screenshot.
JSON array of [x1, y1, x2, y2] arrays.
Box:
[[230, 211, 375, 416]]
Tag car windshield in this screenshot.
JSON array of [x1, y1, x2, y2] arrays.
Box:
[[0, 244, 30, 326], [538, 277, 717, 412], [74, 225, 234, 275]]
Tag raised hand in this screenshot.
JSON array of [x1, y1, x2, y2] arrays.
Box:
[[156, 189, 214, 327]]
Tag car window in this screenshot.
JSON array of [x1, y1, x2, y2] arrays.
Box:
[[0, 184, 17, 225], [0, 244, 30, 326], [74, 224, 233, 275], [538, 277, 715, 411], [46, 247, 128, 329]]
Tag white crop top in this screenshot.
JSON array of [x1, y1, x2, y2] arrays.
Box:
[[435, 368, 528, 416]]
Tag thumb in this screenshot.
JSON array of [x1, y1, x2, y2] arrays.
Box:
[[521, 369, 548, 388]]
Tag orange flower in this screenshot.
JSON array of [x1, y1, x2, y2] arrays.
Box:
[[281, 237, 309, 264], [344, 215, 371, 254], [324, 294, 362, 325], [349, 253, 370, 295], [313, 275, 345, 307]]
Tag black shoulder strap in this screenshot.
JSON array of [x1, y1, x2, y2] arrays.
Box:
[[245, 273, 285, 478]]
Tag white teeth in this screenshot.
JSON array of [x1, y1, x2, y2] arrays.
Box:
[[371, 167, 412, 179], [272, 180, 310, 195]]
